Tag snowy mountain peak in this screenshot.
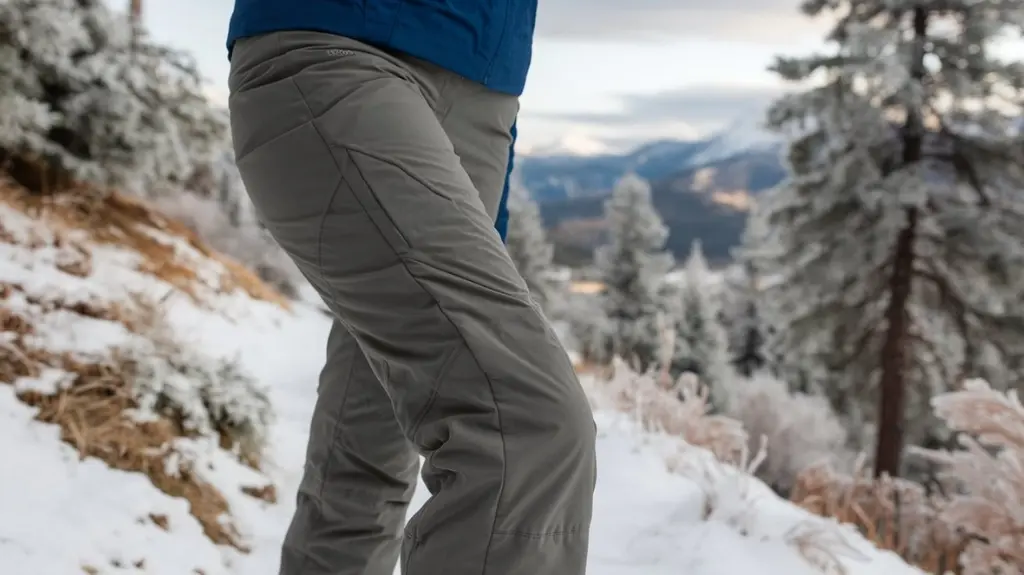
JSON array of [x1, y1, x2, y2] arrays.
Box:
[[689, 111, 783, 167]]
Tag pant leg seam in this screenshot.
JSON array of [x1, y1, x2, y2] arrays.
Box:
[[344, 146, 526, 299], [492, 524, 585, 539], [313, 336, 360, 502], [289, 77, 347, 302], [406, 346, 462, 439]]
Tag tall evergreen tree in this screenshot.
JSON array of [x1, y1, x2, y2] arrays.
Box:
[[596, 173, 673, 372], [505, 181, 557, 314], [721, 261, 769, 378], [667, 240, 731, 404], [751, 0, 1024, 476]]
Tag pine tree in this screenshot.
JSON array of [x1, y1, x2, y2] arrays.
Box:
[[596, 173, 673, 372], [0, 0, 225, 195], [751, 0, 1024, 477], [667, 240, 731, 405], [505, 180, 558, 314], [721, 261, 769, 378]]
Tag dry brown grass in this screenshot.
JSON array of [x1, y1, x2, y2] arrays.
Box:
[[790, 462, 967, 574], [0, 336, 248, 551], [591, 359, 748, 465], [0, 284, 250, 551], [0, 180, 288, 309]]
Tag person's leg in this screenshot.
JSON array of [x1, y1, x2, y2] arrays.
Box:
[[277, 48, 516, 575], [280, 319, 418, 575], [229, 31, 596, 575]]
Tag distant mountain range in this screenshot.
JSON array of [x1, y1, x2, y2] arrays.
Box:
[[518, 114, 788, 266]]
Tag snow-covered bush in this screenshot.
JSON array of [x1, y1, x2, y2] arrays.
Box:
[[725, 373, 852, 495], [0, 0, 225, 194], [913, 379, 1024, 574], [122, 301, 274, 464], [564, 291, 612, 365], [153, 192, 304, 299]]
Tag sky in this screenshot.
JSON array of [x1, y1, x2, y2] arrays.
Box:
[[140, 0, 831, 154]]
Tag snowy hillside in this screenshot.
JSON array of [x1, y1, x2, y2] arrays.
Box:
[[0, 185, 920, 575]]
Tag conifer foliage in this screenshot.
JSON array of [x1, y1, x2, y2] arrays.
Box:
[[506, 180, 558, 314], [596, 173, 673, 372], [0, 0, 225, 194], [751, 0, 1024, 476], [667, 241, 731, 404]]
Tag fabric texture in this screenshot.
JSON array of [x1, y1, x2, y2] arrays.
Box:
[[228, 31, 597, 575]]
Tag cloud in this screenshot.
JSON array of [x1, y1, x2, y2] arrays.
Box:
[[536, 0, 829, 42], [524, 85, 783, 134]]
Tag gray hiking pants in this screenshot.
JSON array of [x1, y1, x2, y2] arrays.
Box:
[[227, 31, 596, 575]]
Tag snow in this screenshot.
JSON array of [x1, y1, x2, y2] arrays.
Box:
[[0, 204, 923, 575], [688, 110, 782, 167]]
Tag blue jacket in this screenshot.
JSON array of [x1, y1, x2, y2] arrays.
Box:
[[226, 0, 535, 241]]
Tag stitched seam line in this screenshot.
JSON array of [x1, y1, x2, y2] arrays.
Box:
[[290, 77, 341, 303], [492, 524, 584, 538], [345, 148, 531, 305], [314, 337, 359, 503], [344, 144, 453, 200], [406, 346, 462, 439]]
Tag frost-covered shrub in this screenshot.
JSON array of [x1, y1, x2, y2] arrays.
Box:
[[725, 373, 852, 495], [914, 379, 1024, 574], [790, 457, 964, 571], [565, 292, 612, 365], [0, 0, 225, 193], [594, 358, 747, 464], [122, 306, 274, 464], [153, 192, 304, 299]]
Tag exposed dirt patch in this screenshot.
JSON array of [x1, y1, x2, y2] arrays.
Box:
[[241, 483, 278, 504]]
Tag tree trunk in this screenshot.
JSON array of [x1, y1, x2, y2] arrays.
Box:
[[873, 6, 927, 478], [129, 0, 143, 47], [874, 210, 916, 477]]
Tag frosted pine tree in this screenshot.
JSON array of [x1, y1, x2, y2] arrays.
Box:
[[596, 173, 673, 372], [668, 240, 732, 405], [750, 0, 1024, 477], [0, 0, 225, 194], [720, 260, 769, 378], [505, 180, 558, 314]]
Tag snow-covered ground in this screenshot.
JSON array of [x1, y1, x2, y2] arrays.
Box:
[[0, 197, 922, 575]]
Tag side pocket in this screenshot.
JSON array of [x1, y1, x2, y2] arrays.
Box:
[[336, 149, 413, 254]]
